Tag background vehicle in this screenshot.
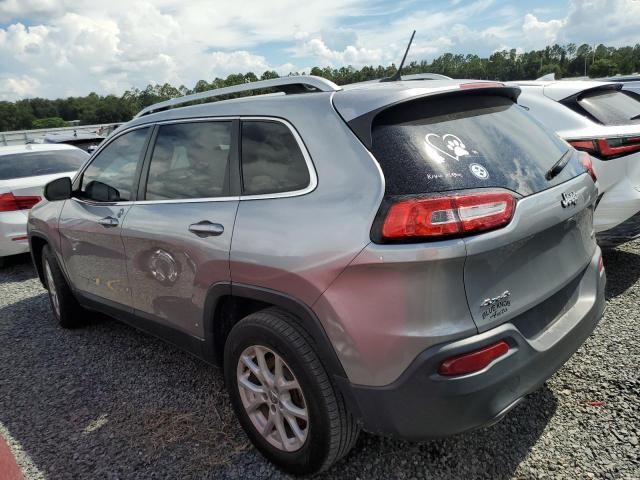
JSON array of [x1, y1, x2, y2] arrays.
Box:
[[28, 131, 105, 153], [28, 76, 605, 474], [0, 144, 88, 266], [510, 79, 640, 246], [598, 75, 640, 96]]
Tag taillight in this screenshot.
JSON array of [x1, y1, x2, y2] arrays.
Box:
[[379, 190, 516, 241], [0, 193, 42, 212], [438, 340, 510, 376], [568, 136, 640, 160], [580, 152, 598, 182]]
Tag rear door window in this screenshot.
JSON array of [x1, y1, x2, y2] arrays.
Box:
[[241, 120, 310, 195], [144, 122, 232, 200], [0, 149, 88, 180], [576, 89, 640, 125], [371, 94, 582, 197]]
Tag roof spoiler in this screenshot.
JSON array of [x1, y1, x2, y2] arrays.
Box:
[[347, 84, 520, 150]]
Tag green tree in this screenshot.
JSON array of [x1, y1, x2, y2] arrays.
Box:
[[32, 117, 67, 129], [3, 41, 640, 132]]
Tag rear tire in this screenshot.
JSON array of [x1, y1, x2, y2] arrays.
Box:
[[224, 307, 359, 475], [42, 245, 84, 328]]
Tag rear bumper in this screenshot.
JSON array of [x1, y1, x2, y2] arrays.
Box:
[[345, 250, 606, 440], [593, 151, 640, 240], [0, 211, 30, 258], [597, 210, 640, 247]]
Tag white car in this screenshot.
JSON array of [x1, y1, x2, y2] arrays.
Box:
[[0, 144, 88, 265], [510, 79, 640, 246]]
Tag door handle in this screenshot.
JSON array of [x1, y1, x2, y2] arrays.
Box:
[[189, 221, 224, 237], [98, 216, 119, 227]]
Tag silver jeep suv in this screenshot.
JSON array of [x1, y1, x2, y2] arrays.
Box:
[[28, 75, 606, 475]]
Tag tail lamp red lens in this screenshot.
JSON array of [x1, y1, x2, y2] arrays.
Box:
[[438, 340, 510, 376], [579, 152, 597, 182], [381, 191, 516, 241], [0, 193, 42, 212], [568, 137, 640, 160]]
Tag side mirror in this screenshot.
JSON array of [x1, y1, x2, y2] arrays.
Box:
[[44, 177, 72, 201], [84, 180, 121, 202]]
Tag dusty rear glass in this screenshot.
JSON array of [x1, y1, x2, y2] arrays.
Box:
[[0, 149, 88, 180], [577, 90, 640, 125], [371, 94, 583, 197]]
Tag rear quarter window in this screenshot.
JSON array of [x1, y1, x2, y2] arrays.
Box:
[[0, 149, 88, 180], [241, 120, 311, 195], [371, 94, 582, 197]]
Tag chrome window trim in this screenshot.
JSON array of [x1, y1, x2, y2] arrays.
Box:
[[153, 116, 239, 124], [133, 196, 241, 205], [71, 196, 135, 207], [128, 116, 318, 205]]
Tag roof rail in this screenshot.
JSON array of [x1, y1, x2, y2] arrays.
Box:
[[399, 73, 452, 81], [135, 75, 341, 118]]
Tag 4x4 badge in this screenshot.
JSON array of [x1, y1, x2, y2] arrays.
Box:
[[561, 191, 578, 208]]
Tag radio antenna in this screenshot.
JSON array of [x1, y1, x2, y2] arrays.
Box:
[[381, 30, 416, 82]]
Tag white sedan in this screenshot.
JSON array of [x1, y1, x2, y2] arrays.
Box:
[[0, 144, 88, 266]]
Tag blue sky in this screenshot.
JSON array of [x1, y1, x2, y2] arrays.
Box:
[[0, 0, 638, 100]]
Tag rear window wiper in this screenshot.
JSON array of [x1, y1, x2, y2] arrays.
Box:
[[545, 149, 573, 181]]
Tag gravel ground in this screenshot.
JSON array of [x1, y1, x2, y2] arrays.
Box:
[[0, 244, 638, 480]]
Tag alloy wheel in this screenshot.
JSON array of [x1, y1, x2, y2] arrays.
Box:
[[236, 345, 309, 452]]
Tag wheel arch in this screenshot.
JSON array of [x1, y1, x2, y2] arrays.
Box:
[[203, 283, 348, 381], [29, 233, 49, 286]]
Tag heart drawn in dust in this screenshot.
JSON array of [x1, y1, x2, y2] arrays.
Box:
[[424, 133, 470, 162]]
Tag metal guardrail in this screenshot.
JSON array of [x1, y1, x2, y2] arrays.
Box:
[[0, 123, 122, 146]]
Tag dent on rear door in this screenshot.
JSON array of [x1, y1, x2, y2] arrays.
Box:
[[121, 201, 239, 338]]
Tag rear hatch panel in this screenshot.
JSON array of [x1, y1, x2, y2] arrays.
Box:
[[338, 85, 598, 333], [462, 173, 597, 332]]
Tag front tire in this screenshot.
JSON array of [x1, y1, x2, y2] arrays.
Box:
[[224, 307, 359, 475], [42, 245, 84, 328]]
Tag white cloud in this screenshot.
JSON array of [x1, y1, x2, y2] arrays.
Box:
[[0, 0, 639, 100], [0, 75, 40, 100], [207, 50, 295, 77], [291, 33, 386, 67], [0, 0, 67, 23], [522, 13, 565, 49], [498, 0, 640, 53], [559, 0, 640, 46]]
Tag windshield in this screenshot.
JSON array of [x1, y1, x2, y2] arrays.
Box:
[[0, 149, 88, 180], [371, 94, 581, 197], [577, 90, 640, 125]]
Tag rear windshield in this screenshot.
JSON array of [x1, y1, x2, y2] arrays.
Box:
[[371, 94, 582, 196], [0, 149, 88, 180], [577, 89, 640, 125]]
